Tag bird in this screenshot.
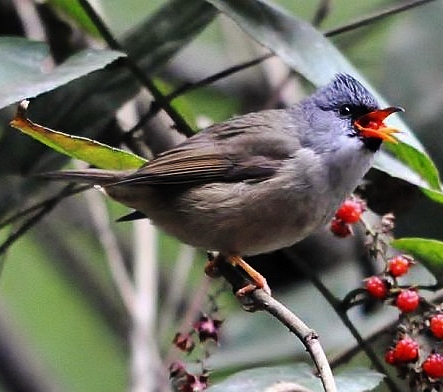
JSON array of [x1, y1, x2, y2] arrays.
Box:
[[42, 73, 403, 295]]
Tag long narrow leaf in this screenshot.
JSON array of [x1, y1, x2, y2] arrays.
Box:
[[10, 101, 146, 170], [0, 37, 124, 109]]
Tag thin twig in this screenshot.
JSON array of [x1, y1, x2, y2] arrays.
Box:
[[251, 289, 337, 392], [325, 0, 438, 37], [0, 184, 89, 229], [166, 53, 273, 102], [77, 0, 194, 137], [0, 184, 82, 255], [211, 258, 336, 392], [124, 52, 273, 141]]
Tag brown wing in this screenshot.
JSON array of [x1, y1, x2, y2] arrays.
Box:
[[117, 150, 234, 185], [113, 110, 300, 186]]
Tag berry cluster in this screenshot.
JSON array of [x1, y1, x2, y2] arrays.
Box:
[[364, 255, 417, 309], [383, 311, 443, 386], [330, 197, 366, 237], [170, 314, 223, 391], [364, 253, 443, 389]]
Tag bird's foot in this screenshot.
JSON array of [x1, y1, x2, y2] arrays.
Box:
[[228, 255, 271, 297], [204, 253, 271, 311]]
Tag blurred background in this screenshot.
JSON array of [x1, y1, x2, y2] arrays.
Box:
[[0, 1, 442, 391]]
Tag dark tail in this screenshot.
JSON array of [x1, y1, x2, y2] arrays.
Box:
[[37, 169, 126, 186]]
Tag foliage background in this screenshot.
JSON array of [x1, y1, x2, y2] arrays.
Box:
[[0, 1, 443, 391]]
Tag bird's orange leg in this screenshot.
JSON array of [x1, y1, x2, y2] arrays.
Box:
[[228, 255, 271, 296], [205, 253, 271, 296]]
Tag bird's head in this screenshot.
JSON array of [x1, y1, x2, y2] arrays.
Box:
[[305, 73, 403, 152]]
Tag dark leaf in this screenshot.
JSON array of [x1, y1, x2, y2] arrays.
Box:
[[0, 37, 123, 109]]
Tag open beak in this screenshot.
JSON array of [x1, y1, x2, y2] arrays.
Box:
[[354, 106, 404, 143]]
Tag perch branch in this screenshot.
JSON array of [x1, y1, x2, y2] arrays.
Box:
[[214, 259, 336, 392], [251, 289, 337, 392]]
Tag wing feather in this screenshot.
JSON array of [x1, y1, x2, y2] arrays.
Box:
[[113, 110, 300, 186]]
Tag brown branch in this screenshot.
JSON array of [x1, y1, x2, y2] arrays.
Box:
[[213, 259, 336, 392], [251, 289, 337, 392]]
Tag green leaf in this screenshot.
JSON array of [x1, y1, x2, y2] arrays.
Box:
[[383, 140, 441, 189], [0, 37, 124, 109], [10, 101, 146, 170], [374, 150, 440, 191], [206, 0, 441, 194], [422, 188, 443, 204], [392, 237, 443, 286], [206, 364, 383, 392]]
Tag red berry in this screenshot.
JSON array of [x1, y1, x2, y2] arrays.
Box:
[[396, 289, 420, 313], [430, 314, 443, 339], [385, 349, 397, 365], [335, 199, 364, 224], [393, 337, 419, 363], [423, 353, 443, 379], [365, 276, 389, 299], [388, 255, 411, 277], [330, 218, 352, 238]]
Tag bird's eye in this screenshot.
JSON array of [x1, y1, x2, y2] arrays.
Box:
[[339, 104, 354, 118]]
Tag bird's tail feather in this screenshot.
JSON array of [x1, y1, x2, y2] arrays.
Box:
[[37, 169, 124, 185]]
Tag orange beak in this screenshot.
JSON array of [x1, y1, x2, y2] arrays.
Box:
[[354, 106, 404, 144]]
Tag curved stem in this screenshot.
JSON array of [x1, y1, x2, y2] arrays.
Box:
[[251, 289, 337, 392], [214, 259, 336, 392]]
